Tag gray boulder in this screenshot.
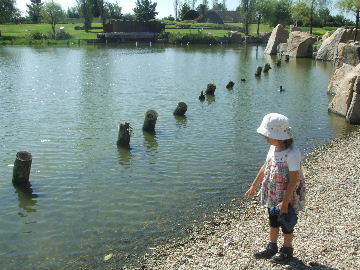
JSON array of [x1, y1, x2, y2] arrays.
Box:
[[285, 31, 316, 58], [316, 28, 360, 61], [335, 42, 360, 68], [346, 76, 360, 124], [264, 24, 289, 55], [328, 63, 360, 124]]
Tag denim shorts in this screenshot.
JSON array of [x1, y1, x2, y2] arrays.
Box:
[[268, 204, 298, 234]]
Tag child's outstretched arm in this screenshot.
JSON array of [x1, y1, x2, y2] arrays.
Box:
[[245, 163, 266, 196], [278, 170, 300, 214]]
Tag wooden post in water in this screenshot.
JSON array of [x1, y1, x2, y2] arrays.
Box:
[[264, 63, 271, 72], [276, 59, 282, 67], [285, 55, 290, 62], [117, 122, 131, 148], [205, 83, 216, 95], [226, 81, 235, 89], [173, 102, 188, 116], [143, 110, 158, 133], [255, 66, 263, 77], [12, 151, 32, 186]]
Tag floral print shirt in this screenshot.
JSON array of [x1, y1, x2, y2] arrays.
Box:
[[259, 145, 306, 213]]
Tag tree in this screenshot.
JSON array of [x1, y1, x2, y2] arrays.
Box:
[[196, 3, 209, 15], [67, 6, 80, 18], [174, 0, 180, 20], [213, 3, 227, 10], [291, 0, 323, 34], [41, 1, 65, 38], [27, 0, 43, 23], [0, 0, 18, 23], [338, 0, 360, 39], [239, 0, 256, 34], [179, 2, 191, 19], [91, 0, 101, 17], [318, 7, 331, 26], [133, 0, 158, 21], [106, 2, 122, 20], [191, 0, 198, 9], [78, 0, 93, 31]]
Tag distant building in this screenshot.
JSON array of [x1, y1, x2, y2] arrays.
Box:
[[214, 11, 242, 23]]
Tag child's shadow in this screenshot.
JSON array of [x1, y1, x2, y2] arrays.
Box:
[[284, 257, 339, 270]]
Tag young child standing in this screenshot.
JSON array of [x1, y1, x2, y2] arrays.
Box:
[[245, 113, 306, 263]]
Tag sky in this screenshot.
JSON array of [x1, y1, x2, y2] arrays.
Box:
[[15, 0, 241, 18]]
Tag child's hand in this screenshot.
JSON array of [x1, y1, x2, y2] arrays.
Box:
[[277, 202, 288, 214], [245, 186, 257, 196]]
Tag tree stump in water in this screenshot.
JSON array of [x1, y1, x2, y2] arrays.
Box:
[[143, 110, 158, 133], [205, 83, 216, 95], [12, 151, 32, 186], [285, 55, 290, 61], [117, 122, 132, 148], [276, 59, 282, 66], [173, 102, 188, 116], [255, 66, 263, 76], [226, 81, 235, 89], [263, 63, 271, 72]]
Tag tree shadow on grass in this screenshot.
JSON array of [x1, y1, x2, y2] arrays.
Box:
[[282, 257, 339, 270]]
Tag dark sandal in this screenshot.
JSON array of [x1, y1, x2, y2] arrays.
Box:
[[271, 246, 293, 263], [254, 242, 278, 259]]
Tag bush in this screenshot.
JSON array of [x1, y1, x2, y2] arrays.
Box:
[[55, 31, 72, 40], [168, 30, 221, 44], [27, 31, 48, 40]]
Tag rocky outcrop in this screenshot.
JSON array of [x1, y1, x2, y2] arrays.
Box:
[[264, 24, 289, 55], [277, 43, 287, 55], [328, 63, 360, 124], [322, 31, 331, 41], [316, 28, 360, 61], [335, 42, 360, 68], [285, 31, 316, 58]]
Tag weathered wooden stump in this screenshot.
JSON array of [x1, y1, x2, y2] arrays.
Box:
[[199, 91, 205, 101], [276, 59, 282, 67], [205, 83, 216, 95], [117, 122, 132, 148], [226, 81, 235, 89], [143, 110, 158, 133], [173, 102, 188, 116], [279, 85, 284, 92], [285, 55, 290, 62], [12, 151, 32, 186], [255, 66, 263, 77], [263, 63, 271, 73]]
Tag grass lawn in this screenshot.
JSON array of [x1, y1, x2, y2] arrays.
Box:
[[0, 23, 103, 40]]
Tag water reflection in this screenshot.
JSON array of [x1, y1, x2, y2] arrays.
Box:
[[14, 184, 38, 214], [328, 113, 359, 137], [117, 147, 132, 166], [174, 115, 187, 128], [206, 95, 216, 103], [143, 131, 158, 150]]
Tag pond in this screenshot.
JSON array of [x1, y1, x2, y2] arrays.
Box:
[[0, 44, 355, 269]]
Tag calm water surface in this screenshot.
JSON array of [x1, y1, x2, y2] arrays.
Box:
[[0, 44, 355, 269]]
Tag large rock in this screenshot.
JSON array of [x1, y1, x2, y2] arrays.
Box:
[[328, 63, 358, 95], [335, 42, 360, 68], [316, 28, 360, 61], [285, 31, 316, 58], [346, 77, 360, 124], [328, 63, 360, 124], [277, 43, 287, 55], [264, 24, 289, 55]]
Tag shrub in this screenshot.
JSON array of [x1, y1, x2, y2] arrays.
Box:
[[27, 31, 48, 40], [55, 31, 72, 40]]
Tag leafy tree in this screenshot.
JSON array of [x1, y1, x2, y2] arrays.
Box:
[[337, 0, 360, 38], [133, 0, 158, 21], [41, 1, 65, 38], [196, 3, 209, 15], [318, 7, 331, 26], [163, 14, 175, 20], [67, 6, 80, 18], [291, 0, 323, 34], [106, 2, 122, 20], [27, 0, 43, 23], [174, 0, 180, 20], [213, 3, 227, 10], [239, 0, 256, 34], [78, 0, 93, 31], [179, 2, 191, 19], [123, 13, 137, 21], [0, 0, 18, 23], [91, 0, 101, 17], [191, 0, 198, 9]]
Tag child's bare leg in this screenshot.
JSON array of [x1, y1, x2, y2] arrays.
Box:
[[283, 233, 294, 247], [270, 227, 280, 243]]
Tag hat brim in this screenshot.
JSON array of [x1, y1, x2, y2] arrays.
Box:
[[257, 126, 292, 140]]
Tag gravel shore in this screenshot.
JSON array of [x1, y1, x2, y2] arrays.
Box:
[[140, 129, 360, 270]]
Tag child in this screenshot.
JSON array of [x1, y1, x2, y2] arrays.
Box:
[[245, 113, 306, 263]]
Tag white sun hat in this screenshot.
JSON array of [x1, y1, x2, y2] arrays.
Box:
[[256, 113, 293, 140]]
